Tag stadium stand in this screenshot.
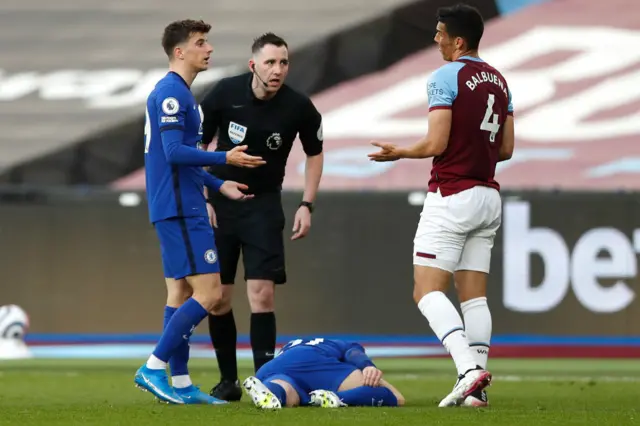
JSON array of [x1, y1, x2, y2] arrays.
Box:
[[0, 0, 431, 183]]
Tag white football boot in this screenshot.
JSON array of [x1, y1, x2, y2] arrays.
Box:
[[309, 390, 347, 408], [242, 376, 282, 409], [438, 368, 492, 407], [462, 389, 489, 407]]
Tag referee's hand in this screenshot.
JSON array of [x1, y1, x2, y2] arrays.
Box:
[[226, 145, 266, 168], [291, 206, 311, 240]]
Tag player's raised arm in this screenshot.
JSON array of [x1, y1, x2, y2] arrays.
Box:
[[157, 91, 265, 168], [398, 108, 451, 159], [200, 169, 254, 201], [368, 110, 452, 162], [397, 64, 459, 159], [157, 91, 225, 165], [368, 64, 459, 162], [198, 168, 224, 192]]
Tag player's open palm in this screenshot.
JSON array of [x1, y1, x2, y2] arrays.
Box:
[[368, 141, 400, 162], [291, 206, 311, 241], [220, 181, 254, 202], [226, 145, 266, 168], [362, 366, 383, 387]]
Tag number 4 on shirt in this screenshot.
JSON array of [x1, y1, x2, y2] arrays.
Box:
[[480, 93, 500, 143]]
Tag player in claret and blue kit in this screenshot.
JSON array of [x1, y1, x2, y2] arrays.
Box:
[[134, 18, 265, 405], [368, 3, 515, 408]]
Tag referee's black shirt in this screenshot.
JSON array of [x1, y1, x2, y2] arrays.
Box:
[[201, 72, 323, 194]]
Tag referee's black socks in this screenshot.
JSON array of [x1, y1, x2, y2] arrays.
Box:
[[208, 310, 238, 382], [250, 312, 276, 373]]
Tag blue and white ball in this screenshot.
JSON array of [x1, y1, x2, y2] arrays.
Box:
[[0, 305, 29, 340]]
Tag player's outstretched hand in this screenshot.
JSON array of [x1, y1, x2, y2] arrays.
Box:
[[226, 145, 266, 168], [220, 181, 254, 202], [368, 141, 400, 162], [362, 366, 383, 387]]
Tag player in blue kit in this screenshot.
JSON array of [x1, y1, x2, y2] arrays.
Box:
[[134, 19, 266, 405], [243, 338, 405, 409]]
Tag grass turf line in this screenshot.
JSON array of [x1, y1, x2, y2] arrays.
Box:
[[0, 358, 638, 426]]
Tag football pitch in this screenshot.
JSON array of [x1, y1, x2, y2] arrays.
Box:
[[1, 358, 638, 425]]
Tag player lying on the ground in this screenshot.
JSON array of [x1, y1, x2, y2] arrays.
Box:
[[242, 337, 405, 409]]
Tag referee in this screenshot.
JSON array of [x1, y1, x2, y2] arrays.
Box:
[[200, 32, 324, 401]]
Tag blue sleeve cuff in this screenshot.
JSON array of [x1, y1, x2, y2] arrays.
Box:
[[202, 172, 224, 193]]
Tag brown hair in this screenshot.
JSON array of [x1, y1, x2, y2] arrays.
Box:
[[251, 32, 288, 54], [162, 19, 212, 57]]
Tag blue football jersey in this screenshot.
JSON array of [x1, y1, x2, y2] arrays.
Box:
[[278, 338, 366, 361], [144, 72, 208, 223]]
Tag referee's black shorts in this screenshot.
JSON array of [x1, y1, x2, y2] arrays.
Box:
[[210, 191, 286, 285]]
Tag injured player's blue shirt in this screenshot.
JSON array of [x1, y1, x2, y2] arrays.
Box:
[[278, 338, 374, 369]]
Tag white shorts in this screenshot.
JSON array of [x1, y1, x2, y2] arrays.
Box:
[[413, 186, 502, 273]]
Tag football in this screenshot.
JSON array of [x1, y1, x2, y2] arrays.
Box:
[[0, 304, 30, 340]]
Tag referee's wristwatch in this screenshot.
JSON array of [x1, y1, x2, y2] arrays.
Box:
[[299, 201, 314, 213]]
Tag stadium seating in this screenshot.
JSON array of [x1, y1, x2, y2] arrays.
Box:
[[0, 0, 416, 173]]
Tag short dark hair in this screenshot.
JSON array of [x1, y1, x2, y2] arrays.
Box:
[[251, 32, 288, 54], [436, 3, 484, 50], [162, 19, 212, 57]]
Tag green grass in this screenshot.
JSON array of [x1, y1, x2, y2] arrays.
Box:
[[1, 358, 639, 425]]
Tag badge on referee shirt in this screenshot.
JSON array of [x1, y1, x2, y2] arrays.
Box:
[[266, 132, 283, 150], [228, 121, 247, 144]]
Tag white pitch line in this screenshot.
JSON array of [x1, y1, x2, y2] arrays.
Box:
[[385, 373, 640, 383], [498, 375, 640, 383]]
